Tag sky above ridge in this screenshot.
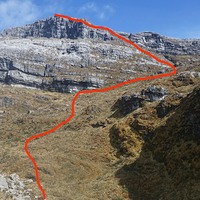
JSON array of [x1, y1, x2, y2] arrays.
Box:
[[0, 0, 200, 39]]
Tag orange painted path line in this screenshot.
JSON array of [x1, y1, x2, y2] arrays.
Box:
[[24, 13, 176, 200]]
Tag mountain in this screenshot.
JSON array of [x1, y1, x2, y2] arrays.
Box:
[[0, 16, 200, 200], [1, 16, 115, 40], [0, 16, 200, 93], [2, 16, 200, 55]]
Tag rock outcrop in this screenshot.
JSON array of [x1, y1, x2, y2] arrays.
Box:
[[121, 32, 200, 55], [0, 16, 200, 92], [141, 85, 167, 102], [1, 16, 115, 41], [0, 23, 169, 92], [0, 173, 32, 200], [2, 17, 200, 55], [112, 94, 144, 116], [111, 85, 167, 116]]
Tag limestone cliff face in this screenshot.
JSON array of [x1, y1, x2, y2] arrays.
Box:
[[2, 17, 200, 55], [0, 16, 170, 93], [122, 31, 200, 55], [1, 17, 114, 41], [0, 37, 149, 92], [0, 16, 200, 92]]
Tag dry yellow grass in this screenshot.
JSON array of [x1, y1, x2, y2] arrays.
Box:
[[0, 73, 199, 199]]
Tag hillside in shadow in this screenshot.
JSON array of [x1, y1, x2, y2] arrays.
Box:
[[113, 85, 200, 200]]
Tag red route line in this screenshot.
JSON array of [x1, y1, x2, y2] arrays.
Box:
[[24, 13, 177, 200]]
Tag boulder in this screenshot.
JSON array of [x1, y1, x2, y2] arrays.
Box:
[[141, 85, 167, 102], [112, 94, 144, 116]]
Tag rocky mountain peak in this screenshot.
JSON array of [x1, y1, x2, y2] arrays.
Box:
[[1, 16, 200, 55], [0, 15, 200, 93], [1, 16, 114, 41]]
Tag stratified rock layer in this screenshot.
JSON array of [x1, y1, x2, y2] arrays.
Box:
[[0, 16, 200, 92]]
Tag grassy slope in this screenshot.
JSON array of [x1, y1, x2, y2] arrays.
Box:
[[0, 66, 200, 199]]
